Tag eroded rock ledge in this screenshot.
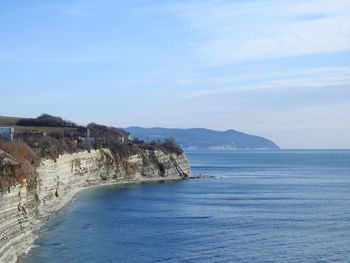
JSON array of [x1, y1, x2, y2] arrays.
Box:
[[0, 149, 191, 263]]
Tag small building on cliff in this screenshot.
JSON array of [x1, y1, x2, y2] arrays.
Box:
[[0, 127, 14, 141]]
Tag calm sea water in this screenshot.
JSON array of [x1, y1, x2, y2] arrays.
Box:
[[25, 150, 350, 263]]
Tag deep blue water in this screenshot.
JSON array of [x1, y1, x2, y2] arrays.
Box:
[[25, 150, 350, 263]]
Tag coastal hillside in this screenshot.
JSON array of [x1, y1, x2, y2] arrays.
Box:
[[0, 114, 192, 262], [125, 127, 280, 150]]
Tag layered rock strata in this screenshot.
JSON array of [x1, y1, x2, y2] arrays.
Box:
[[0, 149, 191, 263]]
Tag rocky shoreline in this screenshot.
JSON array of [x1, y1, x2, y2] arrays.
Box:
[[0, 149, 192, 263]]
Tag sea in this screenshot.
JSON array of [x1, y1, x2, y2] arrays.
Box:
[[25, 150, 350, 263]]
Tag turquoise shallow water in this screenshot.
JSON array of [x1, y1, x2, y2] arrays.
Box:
[[25, 150, 350, 262]]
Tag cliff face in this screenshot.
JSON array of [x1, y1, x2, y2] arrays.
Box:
[[0, 149, 191, 263]]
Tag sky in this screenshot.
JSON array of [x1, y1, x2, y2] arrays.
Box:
[[1, 0, 350, 149]]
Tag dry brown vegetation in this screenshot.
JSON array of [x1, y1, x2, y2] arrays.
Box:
[[0, 140, 38, 191]]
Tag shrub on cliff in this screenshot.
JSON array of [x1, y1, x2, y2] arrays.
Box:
[[0, 140, 38, 191], [109, 142, 144, 165], [162, 137, 183, 155], [0, 140, 38, 170], [87, 123, 129, 144], [33, 136, 77, 159], [18, 133, 78, 160]]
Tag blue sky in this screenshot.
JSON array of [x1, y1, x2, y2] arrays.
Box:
[[1, 0, 350, 148]]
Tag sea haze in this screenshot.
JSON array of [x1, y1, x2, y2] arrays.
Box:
[[25, 150, 350, 263]]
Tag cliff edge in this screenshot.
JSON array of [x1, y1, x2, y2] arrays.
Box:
[[0, 149, 191, 263]]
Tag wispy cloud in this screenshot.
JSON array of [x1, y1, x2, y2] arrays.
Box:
[[178, 66, 350, 98], [64, 2, 109, 17], [169, 0, 350, 65], [65, 4, 95, 17]]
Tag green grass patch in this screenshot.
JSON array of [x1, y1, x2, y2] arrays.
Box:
[[0, 116, 22, 126], [13, 126, 77, 134], [0, 116, 77, 134]]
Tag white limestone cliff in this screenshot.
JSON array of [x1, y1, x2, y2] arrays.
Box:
[[0, 149, 191, 263]]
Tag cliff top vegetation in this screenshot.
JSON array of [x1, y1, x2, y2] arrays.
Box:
[[0, 114, 183, 191]]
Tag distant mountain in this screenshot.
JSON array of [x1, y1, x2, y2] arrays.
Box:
[[125, 127, 279, 150]]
